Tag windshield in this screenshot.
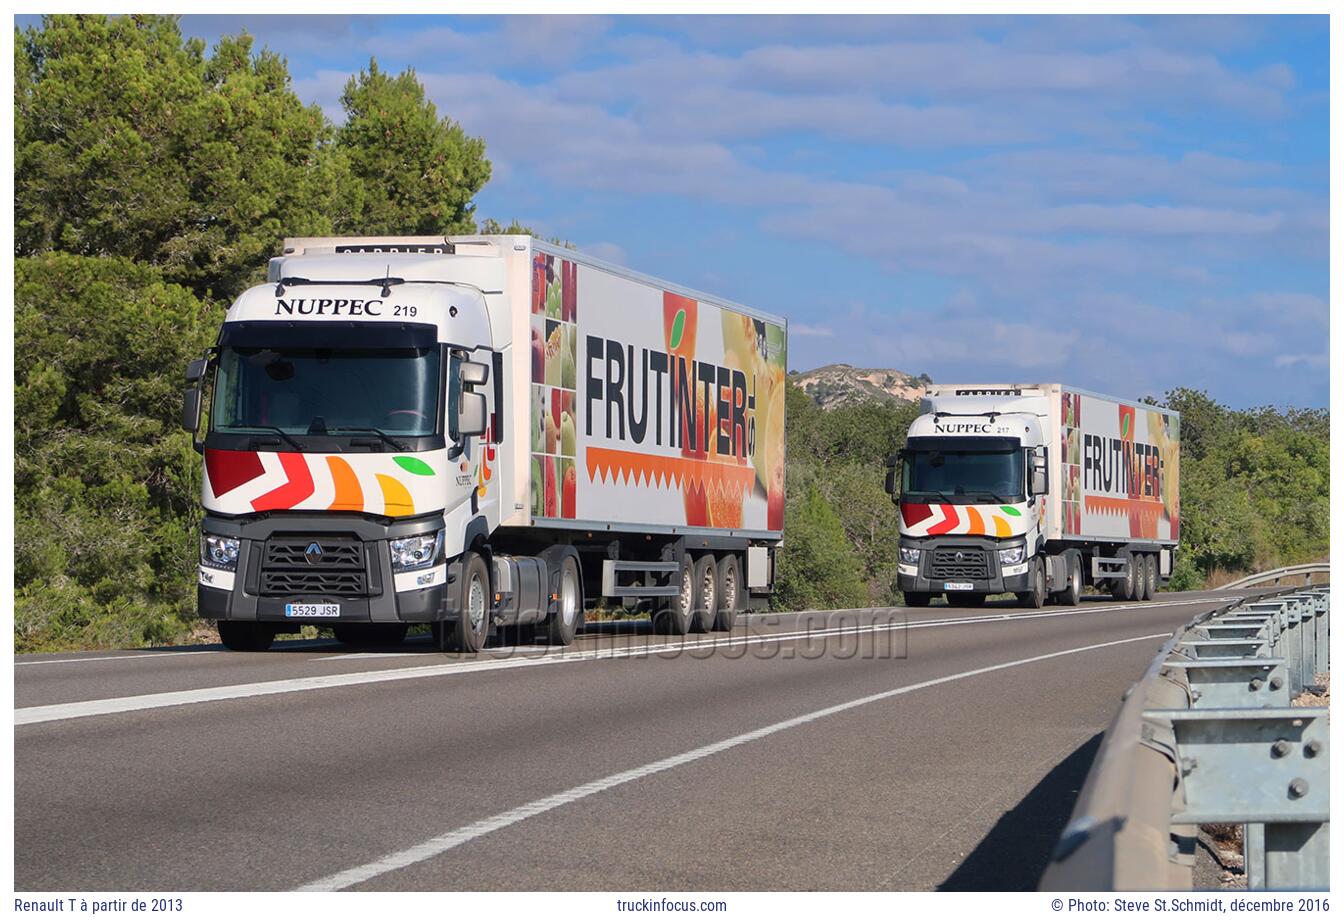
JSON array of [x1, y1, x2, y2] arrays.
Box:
[[903, 448, 1025, 502], [212, 346, 441, 438]]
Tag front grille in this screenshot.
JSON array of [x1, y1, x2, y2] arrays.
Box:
[[931, 548, 989, 580], [260, 534, 367, 597]]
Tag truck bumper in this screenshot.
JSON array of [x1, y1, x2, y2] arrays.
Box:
[[196, 512, 453, 628], [897, 536, 1032, 595]]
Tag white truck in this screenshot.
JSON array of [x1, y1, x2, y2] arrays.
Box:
[[183, 236, 787, 651], [884, 384, 1180, 608]]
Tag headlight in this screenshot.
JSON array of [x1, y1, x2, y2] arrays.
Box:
[[899, 546, 921, 565], [998, 545, 1027, 566], [390, 530, 444, 571], [201, 534, 240, 571]]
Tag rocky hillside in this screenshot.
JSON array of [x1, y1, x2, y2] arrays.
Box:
[[791, 364, 928, 409]]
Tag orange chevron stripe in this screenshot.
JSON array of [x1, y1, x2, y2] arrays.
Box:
[[964, 506, 985, 536], [327, 456, 364, 512], [586, 447, 756, 499], [376, 474, 415, 517], [992, 515, 1011, 538]]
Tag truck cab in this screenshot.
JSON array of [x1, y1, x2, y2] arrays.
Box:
[[183, 241, 506, 652]]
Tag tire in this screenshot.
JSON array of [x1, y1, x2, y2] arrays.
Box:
[[543, 554, 583, 646], [1111, 554, 1135, 601], [713, 553, 742, 631], [947, 592, 986, 608], [1052, 554, 1082, 607], [432, 551, 490, 653], [689, 554, 719, 633], [218, 620, 275, 652], [903, 592, 931, 608], [653, 553, 695, 635], [333, 624, 409, 646], [1017, 557, 1046, 609], [1146, 553, 1159, 598]]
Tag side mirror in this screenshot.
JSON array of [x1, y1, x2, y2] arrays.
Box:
[[458, 392, 488, 437], [182, 356, 210, 453], [884, 453, 902, 498], [1030, 448, 1049, 495], [461, 361, 489, 386]]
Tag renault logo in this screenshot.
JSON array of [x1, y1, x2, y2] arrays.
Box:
[[955, 551, 965, 563], [305, 542, 324, 565]]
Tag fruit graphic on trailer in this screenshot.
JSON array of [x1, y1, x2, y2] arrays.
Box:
[[544, 458, 558, 518], [530, 457, 543, 516], [561, 460, 576, 518], [560, 410, 575, 457], [531, 325, 544, 382], [561, 325, 576, 390], [545, 323, 562, 387]]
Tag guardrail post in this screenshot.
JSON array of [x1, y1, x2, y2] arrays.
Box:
[[1143, 707, 1330, 891], [1314, 592, 1329, 675]]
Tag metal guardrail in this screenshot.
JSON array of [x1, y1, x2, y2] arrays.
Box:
[[1222, 563, 1330, 590], [1040, 584, 1330, 891]]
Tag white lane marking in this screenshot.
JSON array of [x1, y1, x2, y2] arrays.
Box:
[[310, 652, 424, 661], [15, 597, 1222, 726], [297, 631, 1170, 891], [15, 649, 227, 667]]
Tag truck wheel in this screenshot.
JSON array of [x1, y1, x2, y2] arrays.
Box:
[[334, 624, 409, 647], [433, 551, 490, 653], [713, 553, 742, 631], [947, 592, 986, 608], [690, 554, 719, 633], [1146, 553, 1159, 598], [903, 592, 931, 608], [544, 555, 583, 646], [1052, 554, 1082, 607], [1111, 554, 1135, 601], [217, 621, 275, 652], [653, 553, 695, 635], [1017, 558, 1046, 609]]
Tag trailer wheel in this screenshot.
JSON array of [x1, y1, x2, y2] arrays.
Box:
[[217, 621, 275, 652], [689, 554, 719, 633], [713, 553, 742, 631], [433, 551, 490, 653], [334, 624, 409, 647], [1111, 553, 1135, 601], [544, 555, 583, 646], [1052, 554, 1081, 607], [653, 553, 695, 635], [903, 592, 931, 608], [1145, 553, 1159, 598], [1017, 558, 1046, 609]]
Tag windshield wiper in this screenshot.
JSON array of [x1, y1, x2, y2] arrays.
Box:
[[242, 425, 303, 452], [973, 490, 1016, 504], [329, 426, 409, 451]]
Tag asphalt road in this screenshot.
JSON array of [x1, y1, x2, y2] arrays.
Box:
[[15, 589, 1251, 892]]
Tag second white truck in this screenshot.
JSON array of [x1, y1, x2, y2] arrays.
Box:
[[885, 384, 1180, 608]]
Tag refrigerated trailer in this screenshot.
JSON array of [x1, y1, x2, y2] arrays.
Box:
[[884, 384, 1180, 608], [183, 236, 787, 651]]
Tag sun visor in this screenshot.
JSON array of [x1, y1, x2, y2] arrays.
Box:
[[217, 320, 438, 350]]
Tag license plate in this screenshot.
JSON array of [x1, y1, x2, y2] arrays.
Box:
[[943, 582, 975, 591], [285, 603, 340, 618]]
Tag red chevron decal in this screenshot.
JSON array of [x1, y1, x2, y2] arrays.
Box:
[[252, 453, 315, 511], [204, 448, 264, 498], [927, 504, 961, 535], [900, 503, 934, 527]]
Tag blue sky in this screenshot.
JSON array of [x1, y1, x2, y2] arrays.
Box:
[[37, 14, 1332, 407]]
